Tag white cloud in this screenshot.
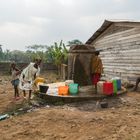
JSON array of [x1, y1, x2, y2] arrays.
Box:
[[0, 0, 140, 51], [114, 0, 127, 3], [58, 0, 74, 6]]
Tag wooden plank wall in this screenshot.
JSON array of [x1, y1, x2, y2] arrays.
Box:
[[91, 24, 140, 83]]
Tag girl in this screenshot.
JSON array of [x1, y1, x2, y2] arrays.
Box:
[[10, 62, 21, 100], [91, 51, 103, 93]]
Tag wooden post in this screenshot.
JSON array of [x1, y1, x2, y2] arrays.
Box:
[[61, 64, 68, 80], [61, 64, 63, 79]]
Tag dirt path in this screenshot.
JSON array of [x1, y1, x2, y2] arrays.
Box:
[[0, 75, 140, 140]]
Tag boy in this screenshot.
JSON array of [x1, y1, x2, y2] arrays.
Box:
[[19, 59, 41, 100]]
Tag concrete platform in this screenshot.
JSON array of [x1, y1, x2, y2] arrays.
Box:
[[38, 86, 127, 104]]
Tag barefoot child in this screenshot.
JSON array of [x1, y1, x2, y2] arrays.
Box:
[[19, 59, 41, 100], [91, 51, 103, 93], [10, 62, 21, 100]]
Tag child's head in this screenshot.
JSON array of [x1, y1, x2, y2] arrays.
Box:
[[34, 58, 42, 66], [95, 50, 100, 56], [10, 62, 16, 68]]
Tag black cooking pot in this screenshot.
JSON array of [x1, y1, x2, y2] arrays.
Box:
[[100, 102, 108, 108], [39, 85, 49, 93]]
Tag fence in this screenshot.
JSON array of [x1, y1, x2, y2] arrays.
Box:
[[0, 62, 57, 73]]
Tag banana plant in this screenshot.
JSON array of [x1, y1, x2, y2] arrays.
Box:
[[46, 40, 68, 75]]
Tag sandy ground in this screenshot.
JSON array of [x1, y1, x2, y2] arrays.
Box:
[[0, 73, 140, 140]]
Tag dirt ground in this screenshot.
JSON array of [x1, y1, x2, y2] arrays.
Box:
[[0, 72, 140, 140]]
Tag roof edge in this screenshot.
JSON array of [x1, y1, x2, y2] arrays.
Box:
[[85, 19, 140, 45], [86, 20, 113, 44]]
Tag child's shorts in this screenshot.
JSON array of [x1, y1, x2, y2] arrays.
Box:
[[11, 79, 19, 87]]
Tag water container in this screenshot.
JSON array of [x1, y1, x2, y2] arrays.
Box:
[[103, 82, 113, 95], [65, 80, 74, 86], [35, 77, 45, 86], [112, 80, 118, 95], [117, 79, 121, 90], [58, 86, 69, 95], [69, 83, 79, 95], [39, 85, 49, 93], [97, 81, 105, 94], [111, 77, 121, 91]]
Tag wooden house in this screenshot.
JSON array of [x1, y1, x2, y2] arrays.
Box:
[[86, 20, 140, 83]]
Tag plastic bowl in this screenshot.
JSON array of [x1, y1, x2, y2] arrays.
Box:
[[39, 85, 49, 93]]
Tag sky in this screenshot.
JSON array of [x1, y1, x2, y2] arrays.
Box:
[[0, 0, 140, 51]]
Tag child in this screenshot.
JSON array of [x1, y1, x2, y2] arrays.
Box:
[[10, 62, 21, 100], [133, 77, 140, 91], [91, 51, 103, 94], [19, 59, 41, 100]]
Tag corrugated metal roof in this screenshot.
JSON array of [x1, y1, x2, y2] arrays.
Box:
[[86, 19, 140, 44]]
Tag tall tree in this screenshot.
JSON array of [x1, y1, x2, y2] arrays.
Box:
[[0, 45, 3, 61], [67, 39, 83, 46], [4, 49, 10, 61], [26, 44, 49, 61], [26, 44, 48, 52]]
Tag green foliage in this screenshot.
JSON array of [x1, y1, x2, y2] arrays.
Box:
[[67, 39, 83, 46], [26, 44, 49, 62], [0, 39, 82, 64], [0, 45, 3, 61], [26, 44, 48, 52], [46, 40, 68, 65], [3, 49, 11, 62]]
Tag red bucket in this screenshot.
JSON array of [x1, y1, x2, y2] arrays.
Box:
[[103, 82, 113, 95]]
